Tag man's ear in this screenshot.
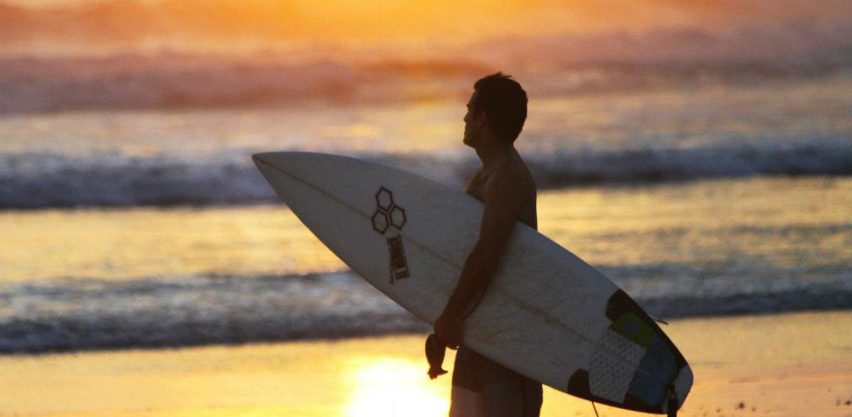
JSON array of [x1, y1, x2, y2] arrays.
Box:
[[475, 110, 488, 130]]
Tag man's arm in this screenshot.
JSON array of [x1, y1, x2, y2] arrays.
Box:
[[434, 170, 529, 348]]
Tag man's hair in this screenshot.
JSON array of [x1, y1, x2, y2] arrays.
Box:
[[472, 72, 528, 143]]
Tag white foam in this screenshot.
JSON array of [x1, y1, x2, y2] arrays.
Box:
[[1, 141, 850, 208]]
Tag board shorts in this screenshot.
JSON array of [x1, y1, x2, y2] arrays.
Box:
[[449, 345, 543, 417]]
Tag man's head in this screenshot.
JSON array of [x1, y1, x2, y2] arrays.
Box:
[[463, 72, 528, 148]]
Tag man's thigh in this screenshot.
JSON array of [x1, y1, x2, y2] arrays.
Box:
[[450, 346, 542, 417]]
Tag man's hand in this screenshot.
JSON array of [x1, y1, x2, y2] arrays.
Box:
[[433, 311, 463, 350]]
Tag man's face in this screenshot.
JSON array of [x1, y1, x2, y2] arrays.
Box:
[[463, 91, 484, 148]]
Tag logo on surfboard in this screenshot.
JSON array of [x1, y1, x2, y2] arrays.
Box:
[[371, 187, 410, 283]]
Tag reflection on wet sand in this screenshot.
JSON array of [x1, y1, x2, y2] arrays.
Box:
[[1, 311, 850, 417], [345, 358, 448, 417]]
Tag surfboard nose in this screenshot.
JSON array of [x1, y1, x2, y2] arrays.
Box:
[[252, 151, 320, 171], [252, 152, 279, 181], [252, 152, 303, 177], [251, 152, 278, 168], [253, 151, 337, 201]]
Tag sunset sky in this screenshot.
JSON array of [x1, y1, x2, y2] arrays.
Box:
[[2, 0, 850, 50]]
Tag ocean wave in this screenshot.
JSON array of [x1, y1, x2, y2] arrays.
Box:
[[1, 142, 850, 209], [1, 266, 849, 354], [0, 272, 423, 354]]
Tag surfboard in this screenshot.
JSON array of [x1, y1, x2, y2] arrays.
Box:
[[253, 151, 692, 414]]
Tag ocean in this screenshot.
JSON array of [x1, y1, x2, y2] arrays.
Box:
[[1, 40, 851, 354]]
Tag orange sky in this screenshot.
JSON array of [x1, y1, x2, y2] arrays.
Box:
[[1, 0, 849, 51]]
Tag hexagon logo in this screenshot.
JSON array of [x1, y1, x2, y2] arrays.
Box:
[[389, 206, 406, 229], [371, 210, 389, 234], [371, 186, 411, 284], [375, 187, 394, 211]]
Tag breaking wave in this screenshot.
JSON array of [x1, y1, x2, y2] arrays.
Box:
[[1, 141, 850, 209]]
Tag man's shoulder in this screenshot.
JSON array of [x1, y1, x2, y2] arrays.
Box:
[[489, 161, 536, 199]]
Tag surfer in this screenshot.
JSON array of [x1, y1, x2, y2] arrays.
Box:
[[432, 73, 542, 417]]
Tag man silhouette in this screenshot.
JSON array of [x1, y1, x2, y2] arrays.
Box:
[[433, 73, 542, 417]]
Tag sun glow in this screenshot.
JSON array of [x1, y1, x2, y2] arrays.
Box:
[[345, 358, 449, 417]]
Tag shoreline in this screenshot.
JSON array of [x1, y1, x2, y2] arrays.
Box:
[[1, 310, 850, 417], [3, 304, 852, 357]]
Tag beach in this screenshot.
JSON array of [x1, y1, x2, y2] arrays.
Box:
[[1, 1, 850, 414], [1, 310, 850, 417]]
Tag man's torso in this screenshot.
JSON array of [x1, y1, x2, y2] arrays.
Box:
[[451, 151, 543, 417], [464, 153, 537, 230]]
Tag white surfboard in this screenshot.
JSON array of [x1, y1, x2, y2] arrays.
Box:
[[253, 151, 692, 414]]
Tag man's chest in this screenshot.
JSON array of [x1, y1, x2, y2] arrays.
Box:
[[464, 170, 493, 202]]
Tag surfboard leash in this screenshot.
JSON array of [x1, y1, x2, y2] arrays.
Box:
[[588, 386, 678, 417]]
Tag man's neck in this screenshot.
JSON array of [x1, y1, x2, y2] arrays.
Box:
[[476, 142, 514, 170]]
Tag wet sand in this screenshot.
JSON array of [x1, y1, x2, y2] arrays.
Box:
[[1, 310, 850, 417]]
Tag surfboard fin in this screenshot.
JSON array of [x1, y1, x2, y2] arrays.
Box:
[[425, 333, 448, 379], [650, 314, 669, 325], [667, 385, 679, 417]]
